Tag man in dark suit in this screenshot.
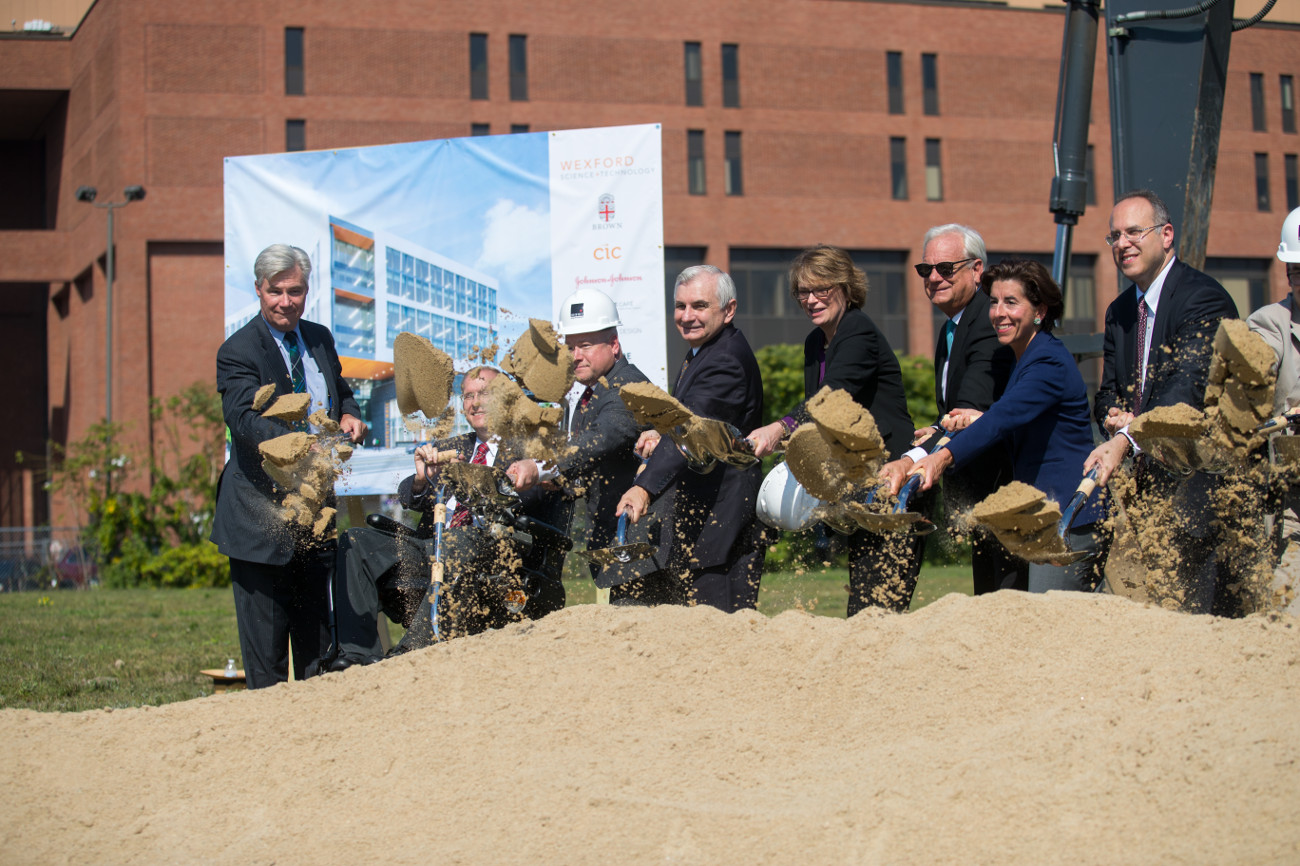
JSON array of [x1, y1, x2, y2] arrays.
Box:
[[615, 265, 766, 613], [506, 288, 660, 599], [334, 366, 569, 663], [1085, 189, 1239, 613], [211, 243, 367, 689], [879, 224, 1018, 594]]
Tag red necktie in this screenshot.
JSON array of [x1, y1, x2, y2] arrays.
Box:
[[1134, 298, 1149, 410], [448, 441, 489, 528]]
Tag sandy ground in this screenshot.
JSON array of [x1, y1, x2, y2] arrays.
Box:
[[2, 591, 1299, 865]]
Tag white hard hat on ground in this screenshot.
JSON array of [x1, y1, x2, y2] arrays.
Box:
[[1279, 206, 1300, 263], [757, 461, 823, 532], [559, 287, 621, 335]]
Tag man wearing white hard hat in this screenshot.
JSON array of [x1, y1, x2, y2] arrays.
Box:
[[1247, 205, 1300, 614], [506, 288, 667, 600]]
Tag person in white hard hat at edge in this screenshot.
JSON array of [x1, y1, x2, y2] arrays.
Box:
[[506, 288, 670, 603], [1247, 205, 1300, 615]]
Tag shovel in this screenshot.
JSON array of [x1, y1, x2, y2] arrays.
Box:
[[668, 419, 764, 473], [577, 513, 658, 567], [1255, 411, 1300, 434]]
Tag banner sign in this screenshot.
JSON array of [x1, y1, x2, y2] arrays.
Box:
[[223, 124, 665, 494]]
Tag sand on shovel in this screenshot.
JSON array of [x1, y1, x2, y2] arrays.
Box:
[[393, 332, 455, 418], [251, 383, 276, 412], [481, 374, 567, 463], [1213, 318, 1276, 387], [501, 318, 575, 403], [618, 381, 694, 434], [1128, 403, 1206, 441], [307, 409, 341, 434], [971, 482, 1071, 562], [261, 392, 311, 422], [785, 423, 865, 502], [805, 386, 885, 458]]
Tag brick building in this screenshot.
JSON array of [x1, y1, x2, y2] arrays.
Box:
[[0, 0, 1298, 526]]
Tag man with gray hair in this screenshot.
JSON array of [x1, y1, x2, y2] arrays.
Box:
[[212, 243, 366, 688], [879, 224, 1018, 594], [616, 265, 767, 611]]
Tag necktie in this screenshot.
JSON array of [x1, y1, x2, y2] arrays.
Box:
[[283, 331, 306, 394], [1134, 298, 1149, 409], [448, 441, 490, 528], [579, 386, 595, 409], [674, 353, 691, 392], [943, 319, 956, 357]]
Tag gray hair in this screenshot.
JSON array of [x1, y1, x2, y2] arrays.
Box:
[[253, 244, 313, 286], [922, 224, 988, 265], [1115, 189, 1172, 228], [675, 264, 736, 307]]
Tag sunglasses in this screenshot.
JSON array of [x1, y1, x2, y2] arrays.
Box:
[[914, 258, 976, 280]]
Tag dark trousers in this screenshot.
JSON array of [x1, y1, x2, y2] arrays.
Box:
[[846, 527, 927, 615], [971, 527, 1029, 594], [230, 550, 332, 689]]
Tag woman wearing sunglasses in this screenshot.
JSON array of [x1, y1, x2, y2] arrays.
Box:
[[746, 245, 921, 613], [893, 258, 1104, 592]]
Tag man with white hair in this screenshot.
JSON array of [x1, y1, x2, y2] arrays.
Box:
[[212, 243, 366, 688], [615, 265, 767, 612]]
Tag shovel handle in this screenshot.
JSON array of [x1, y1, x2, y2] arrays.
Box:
[[1058, 467, 1100, 537], [894, 472, 924, 514], [616, 512, 629, 547]]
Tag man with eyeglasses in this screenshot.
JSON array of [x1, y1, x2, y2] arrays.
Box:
[[506, 287, 666, 602], [880, 224, 1018, 595], [1247, 205, 1300, 614], [1085, 189, 1238, 614]]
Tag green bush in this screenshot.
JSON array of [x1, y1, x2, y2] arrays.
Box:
[[138, 542, 231, 588]]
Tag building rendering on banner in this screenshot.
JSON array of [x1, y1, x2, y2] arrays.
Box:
[[1, 0, 1299, 525]]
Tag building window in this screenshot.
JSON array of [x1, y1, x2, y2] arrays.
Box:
[[687, 130, 706, 195], [1206, 257, 1270, 314], [890, 137, 907, 200], [471, 123, 490, 136], [470, 33, 489, 100], [921, 53, 939, 116], [510, 124, 530, 134], [1085, 144, 1097, 206], [286, 119, 305, 152], [664, 247, 708, 359], [1283, 75, 1296, 134], [684, 42, 702, 106], [1286, 154, 1298, 211], [724, 131, 743, 195], [285, 28, 304, 95], [886, 51, 903, 115], [509, 35, 528, 101], [925, 138, 943, 201], [1256, 152, 1271, 211], [1251, 73, 1267, 132], [722, 44, 740, 108]]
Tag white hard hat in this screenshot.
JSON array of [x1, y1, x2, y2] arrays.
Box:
[[558, 288, 621, 335], [757, 461, 823, 532], [1280, 206, 1300, 263]]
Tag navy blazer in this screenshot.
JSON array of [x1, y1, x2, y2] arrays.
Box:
[[1093, 258, 1238, 429], [211, 316, 360, 565], [944, 331, 1101, 525], [794, 307, 914, 461], [636, 323, 764, 571]]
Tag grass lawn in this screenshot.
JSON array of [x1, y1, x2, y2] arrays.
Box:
[[0, 564, 972, 713]]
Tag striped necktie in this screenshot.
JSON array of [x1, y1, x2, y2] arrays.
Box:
[[283, 331, 306, 394]]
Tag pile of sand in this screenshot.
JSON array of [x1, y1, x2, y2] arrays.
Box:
[[1205, 318, 1276, 450], [3, 593, 1297, 864], [501, 318, 575, 403], [257, 398, 353, 539], [483, 374, 568, 462]]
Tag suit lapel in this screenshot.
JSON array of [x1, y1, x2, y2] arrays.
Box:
[[257, 320, 294, 392], [301, 323, 340, 419]]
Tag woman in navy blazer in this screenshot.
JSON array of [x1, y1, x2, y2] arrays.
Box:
[[748, 245, 921, 613], [909, 258, 1103, 592]]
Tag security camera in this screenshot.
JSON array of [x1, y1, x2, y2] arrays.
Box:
[[74, 186, 97, 203], [122, 185, 146, 202]]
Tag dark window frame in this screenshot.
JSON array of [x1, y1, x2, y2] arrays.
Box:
[[890, 137, 908, 200], [1282, 74, 1296, 135], [921, 53, 939, 116], [286, 119, 305, 152], [509, 34, 528, 102], [1285, 153, 1298, 212], [724, 130, 743, 196], [925, 138, 943, 202], [684, 42, 703, 106], [1251, 72, 1267, 132], [470, 33, 489, 100], [471, 123, 490, 136], [886, 51, 904, 115], [687, 129, 706, 195], [721, 43, 740, 108], [1256, 152, 1271, 212], [284, 27, 304, 96]]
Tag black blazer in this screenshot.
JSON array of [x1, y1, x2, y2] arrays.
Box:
[[794, 307, 913, 461], [211, 316, 360, 565], [924, 289, 1014, 509], [1093, 258, 1239, 429], [636, 323, 764, 571]]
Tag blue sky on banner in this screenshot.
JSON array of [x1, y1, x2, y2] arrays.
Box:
[[224, 132, 551, 346]]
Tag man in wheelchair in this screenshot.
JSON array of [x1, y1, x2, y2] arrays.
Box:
[[326, 366, 572, 668]]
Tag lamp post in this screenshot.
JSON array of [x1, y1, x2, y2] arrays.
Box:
[[75, 185, 145, 425]]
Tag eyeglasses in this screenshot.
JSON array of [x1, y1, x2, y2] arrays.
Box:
[[1104, 224, 1163, 246], [793, 285, 839, 301], [1288, 269, 1300, 287], [914, 258, 975, 280]]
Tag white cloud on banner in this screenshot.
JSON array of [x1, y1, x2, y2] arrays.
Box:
[[476, 199, 549, 280]]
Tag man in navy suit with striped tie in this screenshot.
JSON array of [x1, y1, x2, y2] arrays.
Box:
[[212, 244, 366, 688]]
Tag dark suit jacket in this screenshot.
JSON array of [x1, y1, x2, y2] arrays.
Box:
[[794, 307, 913, 461], [925, 289, 1014, 510], [636, 323, 764, 572], [211, 316, 360, 566], [945, 332, 1101, 524], [1093, 258, 1239, 427]]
